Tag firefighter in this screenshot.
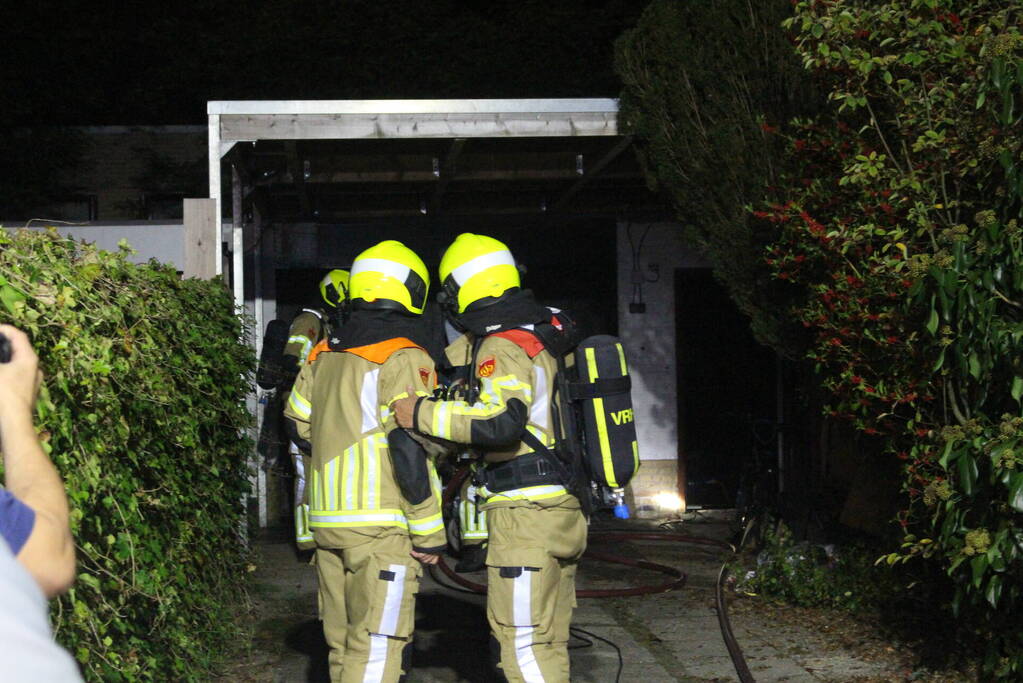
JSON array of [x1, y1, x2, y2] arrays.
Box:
[[283, 268, 350, 552], [393, 233, 587, 683], [284, 241, 446, 683]]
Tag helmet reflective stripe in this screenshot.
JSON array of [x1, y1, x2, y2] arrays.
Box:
[[449, 249, 516, 286], [348, 240, 429, 315], [351, 257, 411, 283], [439, 233, 520, 313]]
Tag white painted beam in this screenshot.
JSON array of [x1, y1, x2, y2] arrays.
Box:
[[208, 98, 618, 115], [207, 114, 223, 276], [219, 112, 618, 142]]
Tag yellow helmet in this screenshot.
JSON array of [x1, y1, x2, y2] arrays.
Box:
[[439, 233, 520, 313], [319, 269, 350, 308], [348, 240, 429, 315]]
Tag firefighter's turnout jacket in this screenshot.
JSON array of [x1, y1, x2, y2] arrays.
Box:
[[284, 307, 330, 550], [284, 337, 445, 683], [285, 337, 445, 550], [413, 329, 587, 683], [285, 308, 329, 370], [416, 331, 578, 510]]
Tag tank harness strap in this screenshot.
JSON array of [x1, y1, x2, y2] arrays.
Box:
[[566, 375, 631, 400], [476, 451, 564, 493]]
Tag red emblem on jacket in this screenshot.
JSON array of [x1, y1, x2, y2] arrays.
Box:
[[419, 368, 431, 387], [478, 357, 496, 378]]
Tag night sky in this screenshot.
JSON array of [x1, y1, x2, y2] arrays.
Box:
[[2, 1, 650, 126]]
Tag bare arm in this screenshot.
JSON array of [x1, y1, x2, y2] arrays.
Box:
[[0, 325, 76, 597]]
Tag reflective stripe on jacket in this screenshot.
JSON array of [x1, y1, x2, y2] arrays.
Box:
[[284, 309, 327, 366], [284, 338, 446, 550], [416, 333, 578, 511]]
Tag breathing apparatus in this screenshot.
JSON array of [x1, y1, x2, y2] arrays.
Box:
[[437, 233, 640, 518]]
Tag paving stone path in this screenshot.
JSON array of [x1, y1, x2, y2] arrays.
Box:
[[223, 513, 905, 682]]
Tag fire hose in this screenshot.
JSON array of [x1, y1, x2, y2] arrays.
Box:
[[432, 467, 756, 683]]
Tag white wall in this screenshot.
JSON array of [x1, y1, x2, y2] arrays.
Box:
[[617, 221, 708, 462], [11, 222, 187, 270]]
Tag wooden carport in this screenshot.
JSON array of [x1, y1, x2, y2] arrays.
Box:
[[206, 99, 665, 527]]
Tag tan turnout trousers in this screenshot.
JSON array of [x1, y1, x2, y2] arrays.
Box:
[[316, 531, 422, 683], [285, 337, 445, 683], [486, 506, 586, 682], [284, 308, 328, 551], [415, 330, 587, 682]]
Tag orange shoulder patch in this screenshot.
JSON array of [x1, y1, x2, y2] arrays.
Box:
[[477, 357, 496, 378], [345, 337, 423, 365], [307, 339, 331, 364]]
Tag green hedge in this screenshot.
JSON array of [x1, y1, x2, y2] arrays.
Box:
[[0, 229, 254, 681]]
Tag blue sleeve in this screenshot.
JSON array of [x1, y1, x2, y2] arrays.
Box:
[[0, 489, 36, 555]]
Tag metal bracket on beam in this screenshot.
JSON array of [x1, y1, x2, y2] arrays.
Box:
[[432, 138, 467, 210], [552, 136, 633, 213], [285, 141, 312, 218]]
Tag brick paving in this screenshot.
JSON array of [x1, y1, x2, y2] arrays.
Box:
[[224, 513, 913, 682]]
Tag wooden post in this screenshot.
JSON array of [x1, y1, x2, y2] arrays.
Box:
[[183, 198, 217, 279]]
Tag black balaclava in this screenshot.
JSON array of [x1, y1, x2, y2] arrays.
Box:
[[329, 305, 429, 351], [453, 288, 550, 337]]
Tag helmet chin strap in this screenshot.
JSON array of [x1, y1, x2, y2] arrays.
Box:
[[436, 280, 463, 326]]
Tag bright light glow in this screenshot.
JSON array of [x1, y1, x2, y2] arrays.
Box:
[[653, 491, 685, 512]]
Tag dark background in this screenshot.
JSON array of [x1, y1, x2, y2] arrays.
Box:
[[2, 1, 650, 126]]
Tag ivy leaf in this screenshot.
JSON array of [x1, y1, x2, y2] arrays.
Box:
[[968, 353, 981, 380], [0, 284, 26, 315], [971, 554, 988, 589], [986, 574, 1002, 608], [958, 455, 978, 496], [1009, 472, 1023, 513], [939, 439, 957, 469], [926, 308, 939, 335], [78, 572, 101, 591], [1012, 376, 1023, 403]]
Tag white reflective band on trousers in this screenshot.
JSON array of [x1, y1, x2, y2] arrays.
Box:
[[293, 446, 313, 542], [449, 249, 516, 284], [292, 444, 306, 499], [364, 563, 408, 682], [513, 569, 546, 682]]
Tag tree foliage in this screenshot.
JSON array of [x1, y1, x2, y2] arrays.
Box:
[[620, 0, 1023, 673], [615, 0, 822, 349], [0, 230, 254, 681], [760, 0, 1023, 674]]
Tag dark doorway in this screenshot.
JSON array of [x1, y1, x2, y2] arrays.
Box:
[[675, 269, 777, 508]]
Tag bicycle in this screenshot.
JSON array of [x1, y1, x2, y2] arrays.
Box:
[[732, 418, 782, 552]]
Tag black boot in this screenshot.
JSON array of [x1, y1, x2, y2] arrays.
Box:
[[454, 543, 487, 573]]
